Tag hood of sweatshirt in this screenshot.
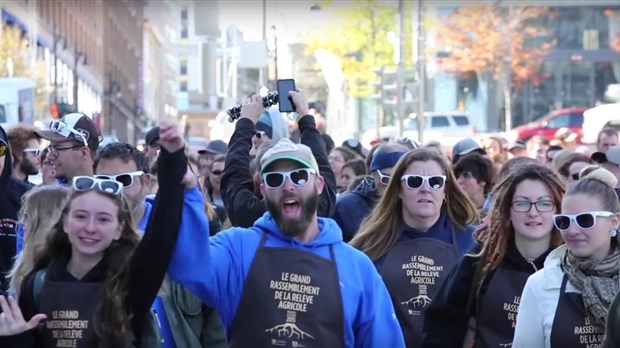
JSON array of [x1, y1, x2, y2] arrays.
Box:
[[264, 107, 289, 142], [253, 211, 343, 248], [0, 125, 13, 190]]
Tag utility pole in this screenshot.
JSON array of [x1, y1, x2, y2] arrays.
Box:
[[260, 0, 267, 87], [416, 0, 426, 143], [396, 0, 406, 137]]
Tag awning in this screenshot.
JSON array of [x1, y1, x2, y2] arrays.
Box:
[[2, 9, 47, 47]]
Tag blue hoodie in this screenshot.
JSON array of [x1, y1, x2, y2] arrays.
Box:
[[168, 208, 406, 348]]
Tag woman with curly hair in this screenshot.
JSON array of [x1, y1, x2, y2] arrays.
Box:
[[351, 148, 479, 347], [423, 163, 565, 348]]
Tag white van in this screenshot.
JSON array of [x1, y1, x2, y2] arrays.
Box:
[[581, 103, 620, 144], [361, 112, 475, 147]]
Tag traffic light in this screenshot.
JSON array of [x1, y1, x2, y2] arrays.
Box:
[[50, 102, 76, 119], [50, 103, 59, 119]]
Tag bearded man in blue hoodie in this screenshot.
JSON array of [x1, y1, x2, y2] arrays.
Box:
[[168, 137, 405, 348]]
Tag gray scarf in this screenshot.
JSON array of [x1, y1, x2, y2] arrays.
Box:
[[562, 247, 620, 330]]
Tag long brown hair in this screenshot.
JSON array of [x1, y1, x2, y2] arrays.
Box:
[[9, 186, 71, 295], [350, 149, 479, 260], [30, 190, 139, 348], [473, 163, 565, 278]]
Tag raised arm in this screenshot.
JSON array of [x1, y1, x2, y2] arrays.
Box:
[[127, 121, 188, 340], [221, 95, 266, 227]]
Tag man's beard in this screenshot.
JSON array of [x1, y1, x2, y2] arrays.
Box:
[[266, 188, 319, 238], [20, 159, 39, 176]]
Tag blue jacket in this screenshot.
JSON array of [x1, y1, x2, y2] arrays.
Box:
[[168, 209, 406, 348], [333, 176, 378, 242]]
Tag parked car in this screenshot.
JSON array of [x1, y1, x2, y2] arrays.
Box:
[[581, 103, 620, 144], [509, 107, 587, 142], [361, 112, 476, 147]]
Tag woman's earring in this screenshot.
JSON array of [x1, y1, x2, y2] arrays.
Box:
[[610, 229, 618, 238]]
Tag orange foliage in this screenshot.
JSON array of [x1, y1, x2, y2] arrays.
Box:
[[436, 5, 555, 86]]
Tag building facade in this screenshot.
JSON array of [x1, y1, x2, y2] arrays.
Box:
[[143, 0, 181, 131], [1, 0, 146, 143], [427, 1, 620, 132]]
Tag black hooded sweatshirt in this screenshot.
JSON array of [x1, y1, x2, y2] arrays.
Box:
[[422, 235, 552, 347], [221, 115, 337, 228], [0, 125, 30, 292]]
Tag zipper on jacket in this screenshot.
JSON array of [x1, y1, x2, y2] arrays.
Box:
[[152, 309, 164, 344], [524, 258, 538, 272]]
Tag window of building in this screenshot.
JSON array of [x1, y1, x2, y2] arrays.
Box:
[[181, 8, 188, 20], [180, 59, 187, 75], [181, 28, 188, 39], [180, 81, 187, 92]]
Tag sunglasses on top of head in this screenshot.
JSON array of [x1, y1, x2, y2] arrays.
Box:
[[94, 171, 145, 188], [553, 211, 614, 231], [48, 120, 88, 147], [72, 176, 124, 195], [401, 175, 447, 190], [262, 168, 317, 189]]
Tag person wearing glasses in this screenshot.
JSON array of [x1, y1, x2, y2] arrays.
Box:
[[423, 163, 565, 348], [94, 144, 227, 347], [207, 154, 228, 226], [556, 152, 592, 189], [38, 148, 57, 186], [34, 113, 103, 185], [221, 90, 337, 228], [350, 148, 479, 348], [6, 125, 41, 185], [513, 165, 620, 348], [0, 121, 190, 347], [0, 125, 32, 292], [333, 143, 407, 242], [167, 137, 405, 347], [328, 146, 356, 192]]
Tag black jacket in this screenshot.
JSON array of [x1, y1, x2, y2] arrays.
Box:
[[332, 176, 378, 242], [1, 147, 188, 347], [0, 125, 30, 292], [221, 115, 336, 228], [422, 236, 551, 348]]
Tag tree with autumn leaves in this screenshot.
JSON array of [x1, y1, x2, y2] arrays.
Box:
[[435, 5, 556, 131]]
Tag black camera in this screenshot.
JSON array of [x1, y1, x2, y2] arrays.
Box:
[[226, 92, 279, 122]]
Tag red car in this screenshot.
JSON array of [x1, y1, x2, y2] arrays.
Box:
[[509, 107, 587, 142]]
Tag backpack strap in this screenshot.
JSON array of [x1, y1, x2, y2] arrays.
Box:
[[32, 269, 47, 309]]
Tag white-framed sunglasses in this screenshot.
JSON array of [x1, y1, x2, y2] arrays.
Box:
[[553, 211, 614, 231], [262, 168, 317, 189], [401, 175, 447, 190], [94, 171, 145, 189], [73, 176, 124, 195], [23, 148, 41, 157], [48, 120, 88, 147]]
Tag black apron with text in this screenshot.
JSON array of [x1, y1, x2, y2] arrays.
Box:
[[380, 236, 459, 348], [550, 275, 604, 348], [229, 232, 345, 348], [38, 277, 104, 347], [475, 268, 530, 348]]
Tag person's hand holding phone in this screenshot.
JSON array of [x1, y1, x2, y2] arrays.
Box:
[[289, 89, 309, 119], [240, 94, 265, 124]]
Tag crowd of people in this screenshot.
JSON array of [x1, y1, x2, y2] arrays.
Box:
[[0, 87, 619, 347]]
